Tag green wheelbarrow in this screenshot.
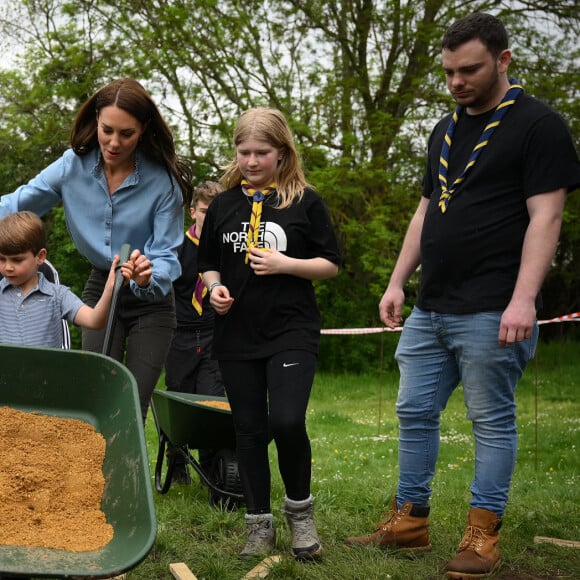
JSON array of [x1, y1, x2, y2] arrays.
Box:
[[151, 390, 244, 509], [0, 344, 156, 579]]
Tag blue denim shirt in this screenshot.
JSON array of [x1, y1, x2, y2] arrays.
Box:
[[0, 148, 184, 300]]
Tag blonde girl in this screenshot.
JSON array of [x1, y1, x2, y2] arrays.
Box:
[[198, 107, 341, 561]]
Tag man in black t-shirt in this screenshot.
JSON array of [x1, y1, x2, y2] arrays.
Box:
[[344, 13, 580, 579]]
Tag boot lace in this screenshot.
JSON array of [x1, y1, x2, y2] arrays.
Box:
[[287, 506, 318, 547], [458, 525, 488, 553], [242, 520, 274, 554], [377, 505, 407, 532], [248, 523, 271, 541], [292, 515, 312, 541]]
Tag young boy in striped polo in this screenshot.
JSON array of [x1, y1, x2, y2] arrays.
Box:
[[0, 211, 129, 348]]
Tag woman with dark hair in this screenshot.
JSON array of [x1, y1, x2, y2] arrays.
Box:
[[0, 78, 194, 420]]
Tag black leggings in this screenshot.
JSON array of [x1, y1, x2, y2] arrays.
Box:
[[219, 350, 317, 513]]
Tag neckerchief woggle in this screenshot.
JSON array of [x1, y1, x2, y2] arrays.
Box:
[[242, 179, 277, 263]]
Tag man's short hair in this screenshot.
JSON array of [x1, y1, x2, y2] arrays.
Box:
[[442, 13, 508, 58]]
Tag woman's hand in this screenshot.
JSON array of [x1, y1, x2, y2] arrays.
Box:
[[129, 249, 153, 287]]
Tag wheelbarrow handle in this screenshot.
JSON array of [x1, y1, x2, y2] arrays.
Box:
[[102, 243, 132, 356]]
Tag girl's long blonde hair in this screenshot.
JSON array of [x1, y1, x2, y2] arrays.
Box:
[[220, 108, 311, 208]]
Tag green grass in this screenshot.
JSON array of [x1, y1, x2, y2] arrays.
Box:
[[127, 340, 579, 579]]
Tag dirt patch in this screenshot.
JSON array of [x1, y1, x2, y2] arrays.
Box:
[[0, 406, 114, 552]]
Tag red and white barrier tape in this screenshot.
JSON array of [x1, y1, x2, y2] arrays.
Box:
[[321, 327, 403, 335], [321, 312, 580, 335], [537, 312, 580, 325]]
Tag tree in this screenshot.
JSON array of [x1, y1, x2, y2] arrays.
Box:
[[1, 0, 578, 365]]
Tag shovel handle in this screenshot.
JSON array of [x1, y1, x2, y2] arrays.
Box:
[[118, 243, 132, 266], [102, 244, 132, 356]]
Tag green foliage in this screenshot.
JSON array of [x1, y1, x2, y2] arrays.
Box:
[[0, 1, 130, 350], [0, 1, 578, 366]]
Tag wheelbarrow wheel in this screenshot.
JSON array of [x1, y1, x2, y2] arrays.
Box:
[[154, 431, 181, 494], [208, 448, 243, 510]]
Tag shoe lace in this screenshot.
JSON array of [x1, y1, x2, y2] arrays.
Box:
[[459, 525, 488, 552], [243, 522, 273, 554], [377, 506, 404, 532], [248, 522, 271, 539], [288, 507, 316, 539], [293, 517, 312, 541]]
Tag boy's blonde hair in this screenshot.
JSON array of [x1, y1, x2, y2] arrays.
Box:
[[192, 181, 223, 207], [0, 211, 45, 256], [220, 108, 311, 209]]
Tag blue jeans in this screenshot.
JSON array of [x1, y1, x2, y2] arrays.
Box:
[[395, 307, 538, 516]]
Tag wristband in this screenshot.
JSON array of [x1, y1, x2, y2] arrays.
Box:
[[209, 282, 224, 295]]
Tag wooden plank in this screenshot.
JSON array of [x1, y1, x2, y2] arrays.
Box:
[[169, 562, 199, 580], [534, 536, 580, 549], [242, 555, 281, 579]]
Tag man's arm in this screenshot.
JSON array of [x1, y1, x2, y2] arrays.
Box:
[[379, 196, 428, 327], [499, 189, 566, 345]]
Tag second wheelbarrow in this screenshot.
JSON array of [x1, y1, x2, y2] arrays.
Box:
[[151, 390, 244, 509]]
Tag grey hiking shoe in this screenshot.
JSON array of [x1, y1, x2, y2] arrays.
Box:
[[239, 513, 276, 560], [283, 495, 322, 561]]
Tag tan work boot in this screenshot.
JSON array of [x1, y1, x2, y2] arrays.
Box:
[[344, 497, 431, 552], [446, 508, 502, 578]]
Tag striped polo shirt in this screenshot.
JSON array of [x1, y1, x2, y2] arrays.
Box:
[[0, 272, 84, 348]]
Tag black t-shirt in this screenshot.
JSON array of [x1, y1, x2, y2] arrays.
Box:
[[198, 186, 341, 360], [418, 93, 580, 313]]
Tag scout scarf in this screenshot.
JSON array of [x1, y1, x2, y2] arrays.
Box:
[[185, 225, 206, 315], [242, 179, 277, 263], [438, 81, 523, 213]]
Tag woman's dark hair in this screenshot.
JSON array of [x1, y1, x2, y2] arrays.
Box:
[[70, 78, 193, 206], [442, 13, 508, 59]]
